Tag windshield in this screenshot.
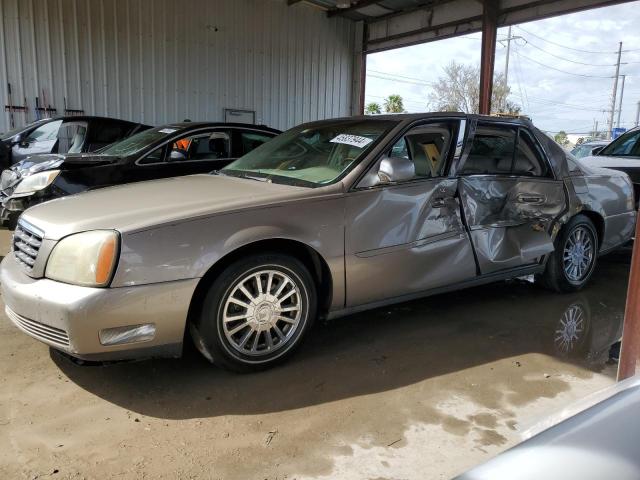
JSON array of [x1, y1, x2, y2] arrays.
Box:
[[599, 129, 640, 157], [100, 125, 183, 156], [222, 119, 397, 187]]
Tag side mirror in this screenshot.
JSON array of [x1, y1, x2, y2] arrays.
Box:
[[591, 146, 605, 156], [169, 149, 186, 161], [377, 156, 415, 184]]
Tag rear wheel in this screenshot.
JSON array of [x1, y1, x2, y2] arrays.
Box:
[[540, 215, 598, 292], [194, 253, 316, 372]]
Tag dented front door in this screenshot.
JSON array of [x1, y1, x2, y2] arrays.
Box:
[[457, 124, 567, 274]]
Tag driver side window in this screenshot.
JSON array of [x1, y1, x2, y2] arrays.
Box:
[[169, 131, 231, 162], [139, 130, 232, 165], [387, 122, 454, 180]]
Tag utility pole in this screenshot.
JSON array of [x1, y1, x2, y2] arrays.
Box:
[[595, 120, 599, 138], [504, 26, 512, 87], [616, 74, 626, 129], [636, 101, 640, 127], [608, 42, 623, 139]]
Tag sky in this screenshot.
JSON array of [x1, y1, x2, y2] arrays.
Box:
[[365, 1, 640, 136]]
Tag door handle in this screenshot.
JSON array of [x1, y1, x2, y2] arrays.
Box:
[[431, 197, 447, 208], [516, 194, 546, 205]]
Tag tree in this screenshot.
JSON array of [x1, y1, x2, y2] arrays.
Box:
[[365, 102, 381, 115], [384, 94, 406, 113], [428, 61, 520, 115], [554, 131, 570, 147]]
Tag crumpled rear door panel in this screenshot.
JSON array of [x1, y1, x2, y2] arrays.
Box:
[[460, 176, 566, 274]]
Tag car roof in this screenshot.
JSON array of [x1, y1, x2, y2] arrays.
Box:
[[44, 115, 149, 126], [163, 122, 281, 134], [304, 112, 534, 127]]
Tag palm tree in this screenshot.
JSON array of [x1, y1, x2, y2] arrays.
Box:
[[384, 94, 405, 113], [365, 102, 382, 115]]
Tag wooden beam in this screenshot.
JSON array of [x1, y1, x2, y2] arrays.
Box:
[[478, 0, 497, 114], [618, 213, 640, 380]]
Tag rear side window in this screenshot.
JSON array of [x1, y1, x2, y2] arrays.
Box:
[[239, 131, 274, 156], [514, 129, 550, 177], [91, 121, 132, 144], [57, 121, 88, 153], [460, 124, 550, 177], [461, 126, 516, 175]]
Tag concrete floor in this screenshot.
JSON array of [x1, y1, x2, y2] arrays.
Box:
[[0, 227, 629, 480]]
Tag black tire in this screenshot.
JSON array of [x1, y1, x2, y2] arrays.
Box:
[[539, 215, 598, 292], [5, 212, 18, 230], [193, 253, 317, 372]]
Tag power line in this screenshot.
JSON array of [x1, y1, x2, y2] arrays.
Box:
[[368, 69, 432, 84], [366, 93, 427, 106], [513, 96, 608, 112], [368, 73, 431, 86], [515, 26, 618, 54], [513, 50, 615, 78], [519, 38, 617, 67]]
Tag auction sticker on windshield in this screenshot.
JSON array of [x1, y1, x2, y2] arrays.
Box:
[[330, 134, 373, 148]]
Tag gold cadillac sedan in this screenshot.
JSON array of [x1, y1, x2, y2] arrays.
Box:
[[1, 113, 635, 371]]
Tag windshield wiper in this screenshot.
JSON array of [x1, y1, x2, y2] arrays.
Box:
[[222, 170, 272, 183], [240, 173, 271, 183]]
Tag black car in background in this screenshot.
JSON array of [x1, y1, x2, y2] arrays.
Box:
[[0, 116, 150, 168], [580, 126, 640, 204], [0, 122, 280, 226]]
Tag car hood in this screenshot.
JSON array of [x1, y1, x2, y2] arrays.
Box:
[[580, 154, 640, 169], [12, 153, 119, 175], [21, 174, 319, 240]]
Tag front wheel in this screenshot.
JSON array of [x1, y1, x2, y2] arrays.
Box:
[[195, 253, 317, 372], [539, 215, 598, 292]]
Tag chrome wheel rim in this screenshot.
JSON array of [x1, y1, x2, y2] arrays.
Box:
[[554, 304, 585, 354], [222, 269, 303, 357], [563, 226, 594, 282]]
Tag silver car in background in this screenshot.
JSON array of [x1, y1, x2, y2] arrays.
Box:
[[456, 376, 640, 480], [1, 113, 635, 371]]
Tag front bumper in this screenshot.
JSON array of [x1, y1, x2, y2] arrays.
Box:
[[0, 255, 199, 361], [1, 192, 44, 226]]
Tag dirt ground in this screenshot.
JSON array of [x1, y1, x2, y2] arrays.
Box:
[[0, 227, 629, 480]]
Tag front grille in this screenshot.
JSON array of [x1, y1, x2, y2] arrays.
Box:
[[13, 221, 44, 271], [6, 307, 70, 347]]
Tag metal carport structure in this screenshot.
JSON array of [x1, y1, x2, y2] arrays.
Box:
[[294, 0, 636, 114]]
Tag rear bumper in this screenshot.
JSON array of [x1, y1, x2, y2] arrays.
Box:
[[1, 254, 199, 361]]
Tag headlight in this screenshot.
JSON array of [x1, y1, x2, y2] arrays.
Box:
[[45, 230, 119, 287], [13, 170, 60, 194]]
